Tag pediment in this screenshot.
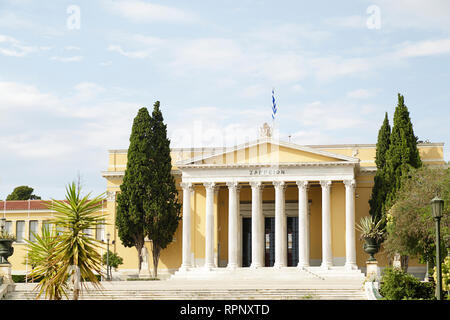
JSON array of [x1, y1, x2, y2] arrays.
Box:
[[177, 138, 359, 166]]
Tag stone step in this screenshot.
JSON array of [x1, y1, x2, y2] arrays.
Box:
[[5, 288, 367, 300]]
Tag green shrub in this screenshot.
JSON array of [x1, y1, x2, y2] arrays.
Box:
[[379, 267, 435, 300]]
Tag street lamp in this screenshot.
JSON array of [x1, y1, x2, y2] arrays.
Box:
[[106, 232, 111, 281], [431, 196, 444, 300]]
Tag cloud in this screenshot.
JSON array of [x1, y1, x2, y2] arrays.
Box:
[[393, 38, 450, 58], [0, 81, 59, 111], [103, 0, 196, 24], [347, 89, 375, 99], [107, 44, 150, 58], [50, 55, 84, 62], [0, 34, 36, 57], [371, 0, 450, 31]]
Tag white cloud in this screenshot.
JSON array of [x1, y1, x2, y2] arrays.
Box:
[[324, 15, 366, 29], [107, 44, 150, 59], [0, 34, 36, 57], [50, 55, 83, 63], [371, 0, 450, 31], [310, 56, 374, 82], [394, 38, 450, 58], [0, 81, 59, 111], [103, 0, 196, 24], [170, 38, 242, 70], [347, 89, 375, 99]]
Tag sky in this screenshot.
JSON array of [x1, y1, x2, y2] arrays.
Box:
[[0, 0, 449, 200]]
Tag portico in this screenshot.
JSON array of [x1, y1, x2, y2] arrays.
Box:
[[176, 137, 360, 276]]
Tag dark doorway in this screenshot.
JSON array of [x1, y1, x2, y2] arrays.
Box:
[[242, 217, 252, 267], [265, 217, 275, 267], [287, 217, 299, 266]]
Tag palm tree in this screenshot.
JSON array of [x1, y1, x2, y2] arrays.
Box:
[[26, 182, 106, 300], [26, 226, 68, 300]]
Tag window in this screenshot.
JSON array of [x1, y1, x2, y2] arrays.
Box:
[[83, 228, 93, 238], [5, 221, 12, 235], [16, 221, 25, 242], [29, 220, 38, 243], [42, 220, 51, 233], [96, 221, 105, 241]]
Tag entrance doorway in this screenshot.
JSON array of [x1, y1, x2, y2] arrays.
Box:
[[287, 217, 299, 266], [242, 216, 299, 267], [265, 217, 275, 267], [242, 218, 252, 267]]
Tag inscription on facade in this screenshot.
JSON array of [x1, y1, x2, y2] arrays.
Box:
[[249, 168, 286, 176]]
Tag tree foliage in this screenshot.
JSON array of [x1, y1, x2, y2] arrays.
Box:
[[380, 267, 435, 300], [115, 103, 181, 277], [369, 112, 391, 225], [6, 185, 41, 200], [116, 107, 153, 271], [102, 250, 123, 276], [384, 93, 422, 210], [27, 182, 106, 300], [145, 101, 181, 278], [384, 166, 450, 264]]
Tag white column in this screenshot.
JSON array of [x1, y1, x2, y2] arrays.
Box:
[[344, 179, 357, 270], [273, 181, 287, 268], [296, 180, 309, 267], [204, 182, 216, 269], [180, 182, 193, 270], [320, 180, 333, 269], [250, 181, 264, 268], [226, 182, 240, 269]]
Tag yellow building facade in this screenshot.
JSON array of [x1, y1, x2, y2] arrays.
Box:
[[3, 131, 446, 279], [101, 133, 445, 278]]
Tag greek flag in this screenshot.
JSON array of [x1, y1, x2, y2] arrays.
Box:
[[271, 89, 277, 120]]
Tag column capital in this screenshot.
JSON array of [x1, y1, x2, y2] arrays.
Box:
[[250, 181, 264, 190], [203, 182, 217, 191], [296, 180, 309, 189], [343, 179, 356, 189], [273, 181, 286, 189], [180, 182, 194, 191], [226, 181, 241, 191], [320, 180, 332, 190]]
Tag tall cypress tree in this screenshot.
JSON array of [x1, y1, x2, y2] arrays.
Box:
[[369, 112, 391, 225], [116, 107, 153, 271], [384, 93, 422, 210], [145, 101, 181, 278]]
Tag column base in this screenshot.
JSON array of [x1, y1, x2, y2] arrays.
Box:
[[250, 263, 263, 269], [273, 263, 286, 269], [203, 264, 215, 271], [227, 263, 238, 270], [297, 262, 310, 268], [344, 263, 358, 271], [320, 262, 333, 270], [178, 264, 193, 272]]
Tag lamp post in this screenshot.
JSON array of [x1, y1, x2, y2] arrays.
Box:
[[106, 232, 110, 281], [431, 196, 444, 300]]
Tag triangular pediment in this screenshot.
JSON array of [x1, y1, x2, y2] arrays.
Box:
[[177, 138, 359, 166]]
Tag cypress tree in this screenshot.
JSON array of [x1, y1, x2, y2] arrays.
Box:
[[369, 112, 391, 225], [145, 101, 181, 278], [384, 93, 422, 210], [116, 107, 153, 271]]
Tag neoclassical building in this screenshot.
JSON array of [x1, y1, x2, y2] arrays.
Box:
[[101, 125, 446, 278], [4, 125, 445, 278]]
